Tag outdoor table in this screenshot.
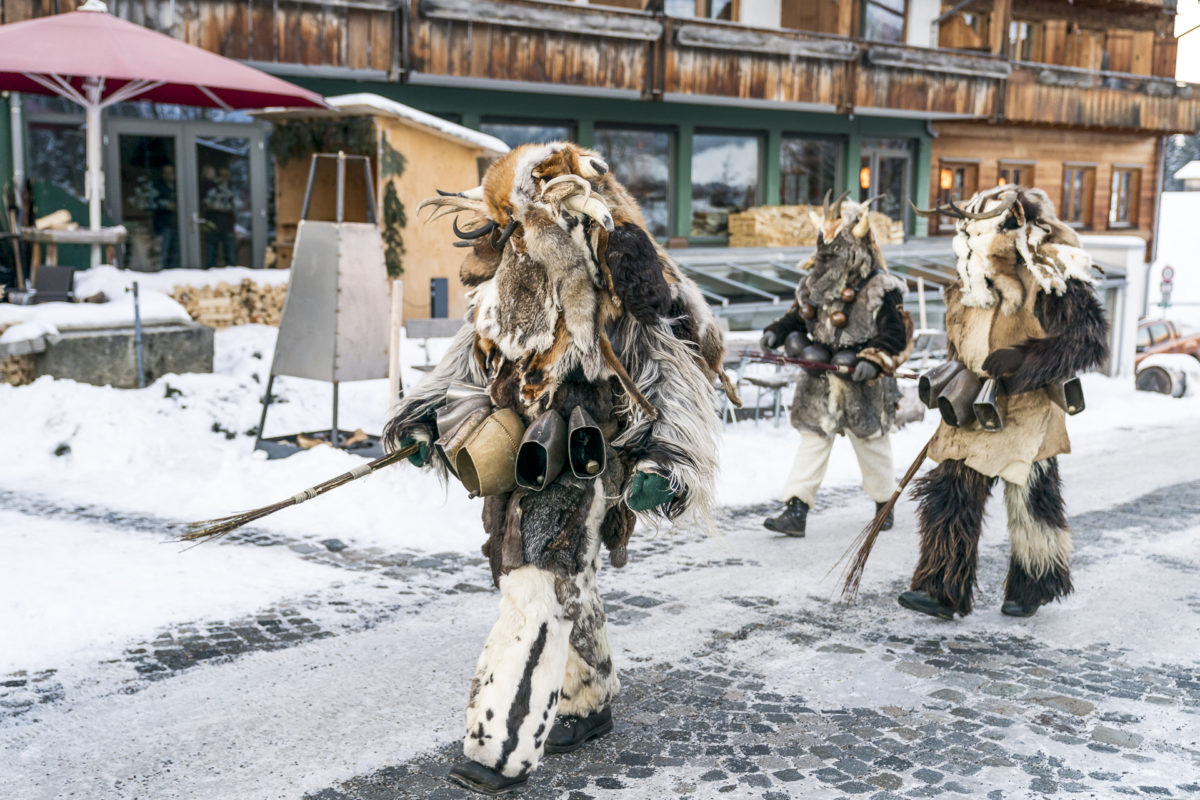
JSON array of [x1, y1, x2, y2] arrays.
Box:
[[20, 225, 127, 280]]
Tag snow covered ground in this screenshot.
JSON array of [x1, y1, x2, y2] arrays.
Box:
[[2, 325, 1199, 799]]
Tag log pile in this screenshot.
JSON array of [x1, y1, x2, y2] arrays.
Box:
[[170, 279, 288, 329], [728, 205, 904, 247], [0, 323, 36, 386]]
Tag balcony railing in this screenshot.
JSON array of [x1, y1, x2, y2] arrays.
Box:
[[3, 0, 1197, 133]]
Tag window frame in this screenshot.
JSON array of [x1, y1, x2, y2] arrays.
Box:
[[1108, 165, 1141, 229], [931, 159, 980, 235], [778, 132, 846, 208], [861, 0, 908, 44], [1061, 162, 1097, 230], [997, 160, 1035, 189], [593, 122, 677, 240], [689, 127, 765, 242]]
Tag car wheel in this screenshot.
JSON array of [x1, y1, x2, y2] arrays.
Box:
[[1135, 366, 1186, 398]]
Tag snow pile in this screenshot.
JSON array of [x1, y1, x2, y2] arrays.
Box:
[[73, 264, 290, 298], [327, 93, 510, 155], [0, 289, 191, 351]]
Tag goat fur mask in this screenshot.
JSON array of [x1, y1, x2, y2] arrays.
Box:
[[930, 185, 1095, 314]]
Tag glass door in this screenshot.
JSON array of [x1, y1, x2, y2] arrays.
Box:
[[194, 135, 253, 268], [114, 132, 182, 270], [859, 138, 913, 235]]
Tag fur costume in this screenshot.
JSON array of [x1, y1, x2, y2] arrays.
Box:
[[907, 185, 1108, 617], [384, 142, 725, 782], [763, 197, 913, 441]]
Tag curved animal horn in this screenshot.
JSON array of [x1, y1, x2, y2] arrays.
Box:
[[491, 219, 519, 250], [452, 218, 497, 240], [859, 194, 885, 210], [822, 188, 833, 218], [564, 194, 615, 232], [948, 194, 1016, 221], [541, 174, 592, 202], [907, 198, 940, 218], [832, 190, 851, 218]]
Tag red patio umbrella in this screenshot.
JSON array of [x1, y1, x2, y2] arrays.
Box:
[[0, 0, 327, 267]]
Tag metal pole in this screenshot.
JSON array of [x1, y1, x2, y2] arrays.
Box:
[[916, 276, 928, 330], [10, 93, 24, 227], [331, 380, 340, 447], [131, 281, 145, 388], [255, 373, 276, 449], [388, 278, 404, 411], [335, 152, 346, 224], [300, 155, 319, 220], [85, 100, 104, 269]]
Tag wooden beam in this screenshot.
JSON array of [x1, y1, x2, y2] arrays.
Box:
[[989, 0, 1011, 55]]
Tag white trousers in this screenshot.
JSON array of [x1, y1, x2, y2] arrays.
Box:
[[781, 429, 896, 506]]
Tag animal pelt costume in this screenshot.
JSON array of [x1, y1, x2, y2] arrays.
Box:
[[902, 185, 1108, 619], [383, 142, 728, 790], [759, 195, 913, 529]]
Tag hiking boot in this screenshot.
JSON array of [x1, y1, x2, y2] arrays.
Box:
[[545, 706, 613, 754], [447, 760, 528, 795], [897, 590, 955, 620], [875, 501, 895, 531], [1001, 599, 1040, 617], [764, 497, 808, 537]]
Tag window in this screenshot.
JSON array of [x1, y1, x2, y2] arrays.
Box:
[[862, 0, 906, 43], [998, 161, 1035, 188], [779, 136, 842, 206], [27, 120, 87, 201], [664, 0, 736, 19], [933, 161, 979, 234], [1007, 20, 1036, 61], [691, 132, 760, 237], [1109, 167, 1141, 228], [479, 120, 575, 149], [593, 126, 673, 239], [1061, 164, 1096, 228]]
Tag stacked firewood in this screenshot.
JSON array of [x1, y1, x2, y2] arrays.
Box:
[[0, 323, 36, 386], [728, 205, 904, 247], [170, 279, 288, 329]]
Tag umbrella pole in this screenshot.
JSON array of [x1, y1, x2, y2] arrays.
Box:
[[85, 101, 103, 269]]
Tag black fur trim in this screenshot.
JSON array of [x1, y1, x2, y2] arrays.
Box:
[[910, 459, 996, 615], [1008, 279, 1109, 393], [1026, 457, 1068, 530], [763, 302, 809, 346], [667, 296, 701, 345], [862, 289, 908, 355], [605, 224, 671, 324], [495, 621, 550, 774], [1004, 555, 1073, 607]]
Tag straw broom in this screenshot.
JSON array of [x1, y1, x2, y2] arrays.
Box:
[[835, 436, 933, 601], [180, 442, 419, 544]]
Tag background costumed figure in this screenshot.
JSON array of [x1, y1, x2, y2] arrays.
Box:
[[758, 193, 913, 537], [384, 142, 730, 794], [899, 185, 1109, 620]]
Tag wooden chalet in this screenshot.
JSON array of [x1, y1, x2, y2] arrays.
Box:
[[1, 0, 1196, 312]]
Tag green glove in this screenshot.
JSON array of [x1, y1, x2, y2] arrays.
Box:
[[399, 434, 430, 468], [628, 472, 674, 511]]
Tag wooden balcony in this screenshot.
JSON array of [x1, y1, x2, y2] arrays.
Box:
[[2, 0, 1198, 134]]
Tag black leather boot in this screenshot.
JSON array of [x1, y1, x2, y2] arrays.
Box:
[[447, 760, 528, 795], [764, 497, 808, 537], [545, 706, 613, 754], [875, 501, 895, 531], [897, 590, 955, 620], [1000, 599, 1040, 617]]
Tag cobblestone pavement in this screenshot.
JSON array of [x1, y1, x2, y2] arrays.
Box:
[[4, 479, 1200, 799]]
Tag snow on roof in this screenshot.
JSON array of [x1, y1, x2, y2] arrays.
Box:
[[326, 94, 509, 156], [1174, 161, 1200, 181]]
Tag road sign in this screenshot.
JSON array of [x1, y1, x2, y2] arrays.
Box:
[[1162, 265, 1175, 283]]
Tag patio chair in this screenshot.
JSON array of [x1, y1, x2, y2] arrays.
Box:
[[25, 265, 75, 304]]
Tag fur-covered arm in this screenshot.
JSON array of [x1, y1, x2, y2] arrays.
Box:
[[762, 302, 809, 349], [857, 289, 913, 375], [996, 279, 1109, 394], [382, 320, 487, 471], [611, 314, 719, 523]]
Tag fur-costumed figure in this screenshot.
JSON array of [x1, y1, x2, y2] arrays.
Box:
[[384, 142, 730, 794], [899, 185, 1108, 620], [758, 193, 913, 537]]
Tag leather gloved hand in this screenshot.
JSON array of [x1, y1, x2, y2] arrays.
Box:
[[852, 360, 880, 383], [759, 330, 780, 351], [982, 347, 1025, 378], [627, 471, 675, 512], [399, 431, 431, 467], [783, 331, 806, 358]]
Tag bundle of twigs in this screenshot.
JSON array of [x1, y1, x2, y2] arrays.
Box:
[[180, 442, 419, 544], [835, 437, 932, 600]]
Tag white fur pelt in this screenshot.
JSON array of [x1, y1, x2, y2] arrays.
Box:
[[952, 185, 1095, 311], [464, 565, 573, 778], [610, 312, 720, 525], [1004, 461, 1072, 578]]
